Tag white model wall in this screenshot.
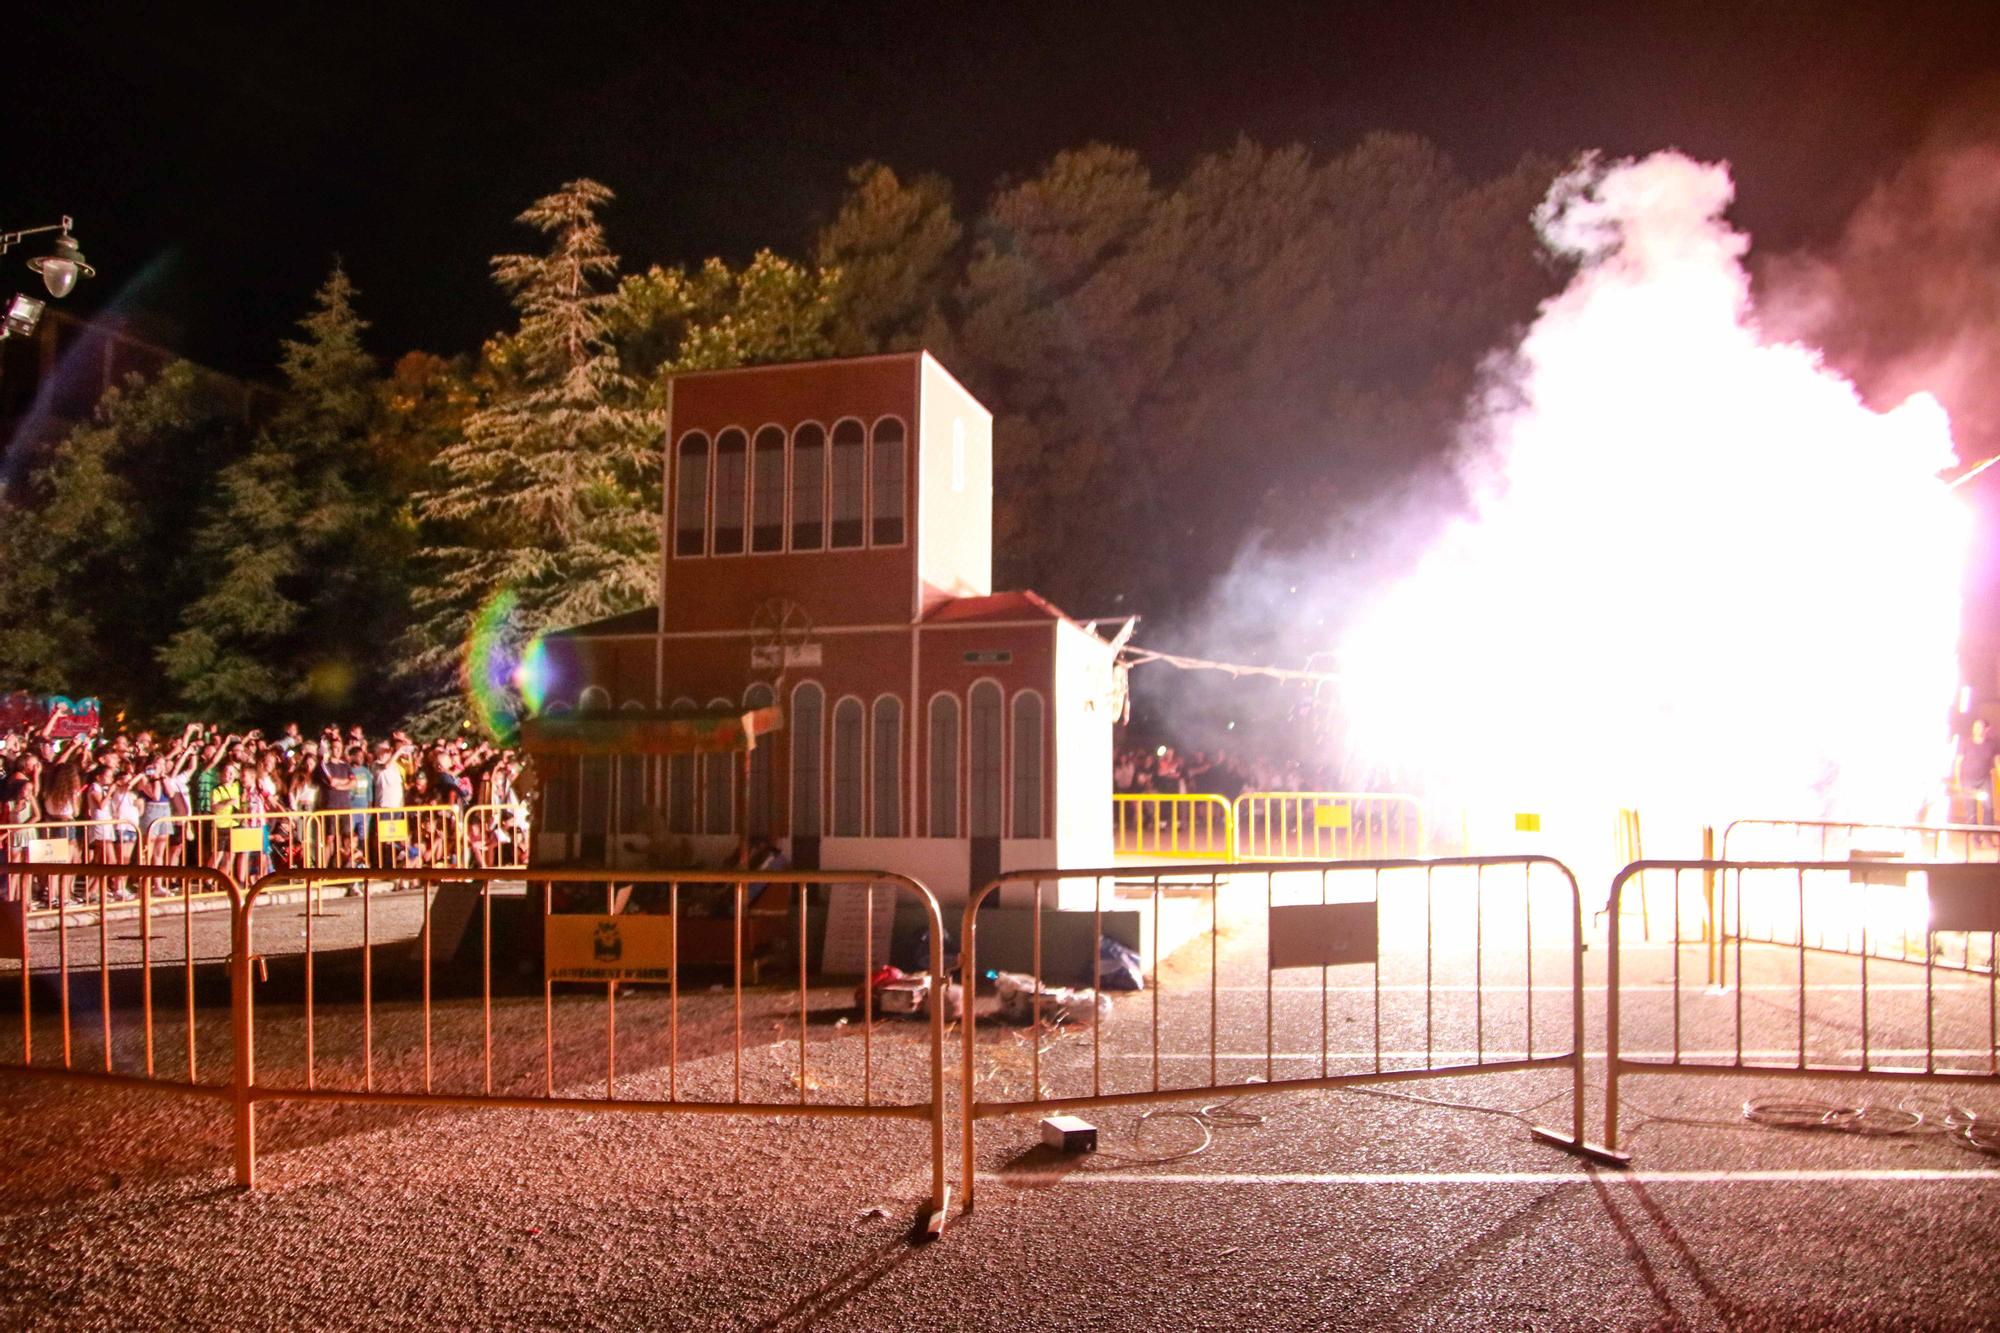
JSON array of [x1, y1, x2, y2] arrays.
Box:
[[916, 354, 993, 602], [1053, 617, 1116, 893]]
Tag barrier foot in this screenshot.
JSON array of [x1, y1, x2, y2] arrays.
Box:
[[1528, 1125, 1630, 1167], [921, 1186, 952, 1242]]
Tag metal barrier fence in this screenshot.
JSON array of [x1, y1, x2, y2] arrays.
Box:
[[958, 855, 1616, 1207], [1717, 820, 1998, 974], [464, 802, 530, 869], [235, 867, 951, 1233], [3, 821, 143, 921], [291, 803, 466, 871], [1232, 792, 1425, 860], [2, 862, 237, 1099], [1112, 794, 1235, 860], [147, 804, 469, 880], [1604, 858, 2000, 1153]]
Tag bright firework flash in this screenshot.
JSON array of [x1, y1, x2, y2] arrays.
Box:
[[1339, 152, 1971, 859], [464, 590, 549, 746]]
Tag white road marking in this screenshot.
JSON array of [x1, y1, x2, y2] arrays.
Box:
[[981, 1167, 2000, 1186], [1085, 1049, 1999, 1062], [1208, 976, 1992, 984]]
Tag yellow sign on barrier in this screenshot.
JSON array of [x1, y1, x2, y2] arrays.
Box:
[[1315, 803, 1351, 830], [1515, 812, 1542, 833], [546, 914, 676, 983], [377, 818, 408, 844], [229, 827, 265, 854]]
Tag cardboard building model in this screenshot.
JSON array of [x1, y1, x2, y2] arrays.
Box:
[[529, 352, 1125, 902]]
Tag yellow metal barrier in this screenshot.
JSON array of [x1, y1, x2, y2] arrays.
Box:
[[464, 802, 530, 869], [4, 820, 142, 919], [1112, 794, 1235, 861], [1232, 791, 1425, 860], [292, 804, 466, 872]]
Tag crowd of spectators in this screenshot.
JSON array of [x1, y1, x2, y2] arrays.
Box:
[[1113, 740, 1345, 800], [1, 708, 525, 906]]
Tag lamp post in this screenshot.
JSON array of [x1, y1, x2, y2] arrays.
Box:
[[0, 216, 96, 341]]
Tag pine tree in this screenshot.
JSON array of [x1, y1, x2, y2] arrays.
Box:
[[408, 179, 660, 732], [159, 265, 383, 724]]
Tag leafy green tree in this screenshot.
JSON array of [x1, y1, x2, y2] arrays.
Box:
[[160, 265, 387, 725], [608, 249, 842, 402], [0, 363, 250, 717], [951, 135, 1558, 626], [815, 162, 962, 356], [409, 179, 659, 732]]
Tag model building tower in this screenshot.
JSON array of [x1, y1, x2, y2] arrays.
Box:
[[532, 351, 1122, 900]]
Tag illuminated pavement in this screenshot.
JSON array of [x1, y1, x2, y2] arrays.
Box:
[[3, 880, 1999, 1330]]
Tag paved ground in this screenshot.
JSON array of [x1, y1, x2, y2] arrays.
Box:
[[4, 867, 2000, 1329]]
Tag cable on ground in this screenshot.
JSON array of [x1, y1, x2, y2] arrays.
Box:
[[1094, 1091, 1275, 1167]]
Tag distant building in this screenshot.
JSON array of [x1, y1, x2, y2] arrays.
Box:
[[533, 351, 1124, 901]]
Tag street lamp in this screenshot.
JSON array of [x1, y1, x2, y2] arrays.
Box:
[[0, 215, 95, 341]]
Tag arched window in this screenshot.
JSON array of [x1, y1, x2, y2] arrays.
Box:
[[701, 697, 734, 834], [668, 698, 697, 834], [871, 695, 902, 837], [790, 423, 826, 551], [578, 685, 611, 712], [870, 417, 906, 546], [830, 417, 866, 549], [790, 681, 823, 837], [745, 683, 775, 837], [831, 696, 864, 836], [751, 425, 786, 552], [674, 431, 711, 557], [928, 693, 960, 838], [712, 427, 748, 555], [968, 681, 1003, 838], [1010, 691, 1045, 838]]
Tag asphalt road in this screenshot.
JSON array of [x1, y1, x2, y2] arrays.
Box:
[[4, 868, 1999, 1330]]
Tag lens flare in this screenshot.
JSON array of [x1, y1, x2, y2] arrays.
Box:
[[464, 590, 541, 745], [513, 634, 551, 716], [1341, 152, 1970, 836]]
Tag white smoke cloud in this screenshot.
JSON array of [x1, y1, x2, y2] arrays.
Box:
[[1339, 151, 1968, 831]]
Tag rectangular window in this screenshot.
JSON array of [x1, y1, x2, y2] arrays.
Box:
[[674, 434, 710, 557], [871, 419, 905, 546], [832, 699, 864, 837], [968, 683, 1003, 839], [712, 428, 747, 555], [1010, 695, 1044, 838], [791, 424, 826, 551], [751, 426, 786, 552], [871, 699, 902, 837], [830, 419, 865, 549], [791, 684, 823, 836], [928, 695, 959, 838]]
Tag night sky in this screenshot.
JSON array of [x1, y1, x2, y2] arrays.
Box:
[[10, 2, 1999, 377]]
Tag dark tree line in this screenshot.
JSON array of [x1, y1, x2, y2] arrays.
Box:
[[0, 133, 1564, 733]]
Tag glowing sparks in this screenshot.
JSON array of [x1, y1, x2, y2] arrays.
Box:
[[1341, 152, 1970, 833]]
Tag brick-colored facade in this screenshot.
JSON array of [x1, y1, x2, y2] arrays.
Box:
[[533, 352, 1121, 900]]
